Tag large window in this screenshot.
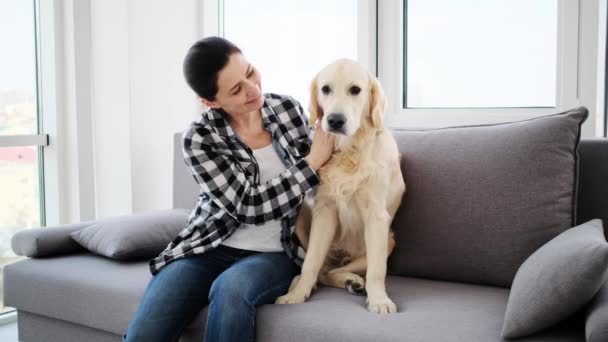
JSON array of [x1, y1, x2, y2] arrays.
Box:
[[221, 0, 363, 111], [405, 0, 557, 108], [0, 0, 47, 315], [378, 0, 595, 130]]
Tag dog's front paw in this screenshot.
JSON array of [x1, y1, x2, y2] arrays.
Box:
[[275, 289, 311, 305], [366, 296, 397, 314]]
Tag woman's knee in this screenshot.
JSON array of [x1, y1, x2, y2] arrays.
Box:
[[209, 272, 252, 307]]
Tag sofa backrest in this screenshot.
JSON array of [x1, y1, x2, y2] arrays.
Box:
[[173, 131, 199, 210], [577, 138, 608, 229], [173, 132, 608, 226], [172, 132, 608, 238]]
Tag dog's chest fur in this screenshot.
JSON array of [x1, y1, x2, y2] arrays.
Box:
[[318, 140, 380, 201], [317, 139, 384, 259]]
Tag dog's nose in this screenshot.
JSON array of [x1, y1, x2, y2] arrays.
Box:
[[327, 113, 346, 130]]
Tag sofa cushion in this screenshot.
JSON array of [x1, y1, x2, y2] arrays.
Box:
[[3, 254, 157, 335], [11, 222, 91, 257], [502, 219, 608, 338], [388, 107, 588, 287], [585, 276, 608, 342], [3, 255, 585, 341], [70, 209, 189, 260], [258, 277, 585, 342], [3, 254, 209, 338]]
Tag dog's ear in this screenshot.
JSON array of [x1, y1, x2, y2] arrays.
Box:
[[369, 72, 386, 129], [308, 76, 323, 126]]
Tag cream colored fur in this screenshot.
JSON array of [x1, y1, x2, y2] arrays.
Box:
[[275, 59, 406, 314]]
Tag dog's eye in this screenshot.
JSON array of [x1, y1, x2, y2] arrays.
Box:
[[321, 85, 331, 95], [349, 86, 361, 96]]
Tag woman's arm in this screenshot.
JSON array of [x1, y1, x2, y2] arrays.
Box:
[[183, 127, 320, 225]]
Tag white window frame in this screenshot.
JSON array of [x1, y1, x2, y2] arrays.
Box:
[[378, 0, 603, 138], [0, 0, 50, 227], [37, 0, 59, 226], [201, 0, 378, 78]]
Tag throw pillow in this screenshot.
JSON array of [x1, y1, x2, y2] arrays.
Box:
[[70, 208, 190, 260], [388, 107, 588, 287], [501, 219, 608, 339], [585, 277, 608, 342]]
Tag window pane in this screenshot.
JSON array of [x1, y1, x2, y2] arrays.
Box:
[[0, 0, 38, 134], [0, 0, 41, 316], [406, 0, 557, 108], [0, 146, 39, 314], [224, 0, 358, 110]]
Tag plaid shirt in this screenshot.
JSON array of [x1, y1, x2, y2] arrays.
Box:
[[149, 93, 319, 275]]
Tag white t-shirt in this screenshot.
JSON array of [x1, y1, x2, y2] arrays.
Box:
[[221, 143, 287, 252]]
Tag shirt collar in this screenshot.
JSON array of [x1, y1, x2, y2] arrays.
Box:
[[205, 95, 276, 140]]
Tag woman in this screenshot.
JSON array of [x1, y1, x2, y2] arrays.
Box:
[[122, 36, 334, 342]]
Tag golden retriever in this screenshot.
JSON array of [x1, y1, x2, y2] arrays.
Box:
[[275, 58, 406, 314]]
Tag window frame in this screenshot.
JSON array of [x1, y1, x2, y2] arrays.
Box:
[[378, 0, 603, 136], [0, 0, 49, 226], [37, 0, 64, 227], [1, 0, 99, 227]]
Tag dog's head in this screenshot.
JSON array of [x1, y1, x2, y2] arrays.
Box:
[[309, 58, 386, 136]]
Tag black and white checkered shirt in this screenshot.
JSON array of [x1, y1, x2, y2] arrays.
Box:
[[149, 93, 319, 275]]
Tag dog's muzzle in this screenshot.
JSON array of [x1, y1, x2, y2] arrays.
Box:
[[327, 113, 346, 132]]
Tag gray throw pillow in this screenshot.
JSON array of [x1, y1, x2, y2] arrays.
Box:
[[585, 278, 608, 342], [388, 107, 588, 287], [501, 219, 608, 339], [70, 208, 190, 260]]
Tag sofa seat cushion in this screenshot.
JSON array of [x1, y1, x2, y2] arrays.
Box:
[[3, 253, 191, 336], [258, 277, 585, 342], [3, 254, 585, 341]]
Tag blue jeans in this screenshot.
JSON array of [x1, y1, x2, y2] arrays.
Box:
[[122, 245, 300, 342]]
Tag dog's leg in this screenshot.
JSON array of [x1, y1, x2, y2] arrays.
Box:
[[329, 256, 367, 276], [275, 202, 338, 305], [293, 198, 313, 250], [324, 235, 395, 276], [319, 270, 367, 295], [355, 197, 397, 314], [320, 236, 396, 295], [387, 174, 406, 220], [318, 253, 367, 295], [287, 275, 300, 292]]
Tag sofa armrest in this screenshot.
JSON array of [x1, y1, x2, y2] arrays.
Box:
[[11, 221, 95, 257], [586, 280, 608, 342]]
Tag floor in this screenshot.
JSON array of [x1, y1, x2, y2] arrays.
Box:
[[0, 320, 18, 341]]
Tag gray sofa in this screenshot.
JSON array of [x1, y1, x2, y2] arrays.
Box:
[[3, 123, 608, 342]]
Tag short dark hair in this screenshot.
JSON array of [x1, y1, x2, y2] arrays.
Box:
[[183, 36, 242, 101]]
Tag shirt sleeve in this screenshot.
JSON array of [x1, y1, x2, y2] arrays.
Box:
[[182, 127, 320, 225]]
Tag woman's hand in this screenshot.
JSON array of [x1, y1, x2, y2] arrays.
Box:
[[305, 122, 335, 171]]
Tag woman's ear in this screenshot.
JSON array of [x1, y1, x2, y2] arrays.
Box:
[[201, 97, 221, 109], [308, 76, 323, 126], [369, 72, 386, 129]]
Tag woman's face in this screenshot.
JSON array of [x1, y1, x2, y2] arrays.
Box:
[[202, 52, 264, 116]]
